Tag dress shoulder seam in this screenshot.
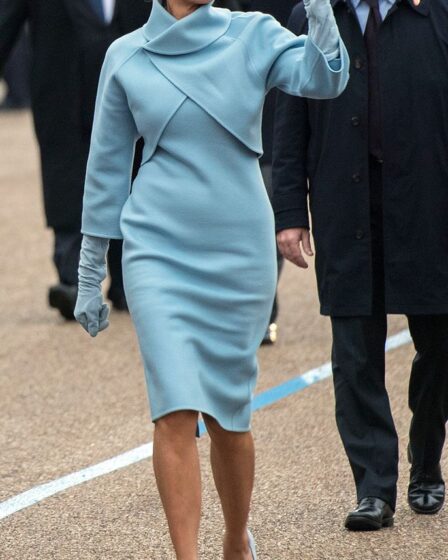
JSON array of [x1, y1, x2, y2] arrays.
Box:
[[108, 34, 147, 78], [233, 36, 264, 84]]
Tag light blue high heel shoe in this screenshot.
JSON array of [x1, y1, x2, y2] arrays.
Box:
[[248, 530, 257, 559]]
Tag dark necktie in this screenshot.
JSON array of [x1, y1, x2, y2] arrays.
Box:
[[364, 0, 383, 158], [88, 0, 105, 23]]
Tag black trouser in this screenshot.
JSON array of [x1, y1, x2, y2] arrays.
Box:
[[331, 313, 448, 510], [330, 157, 448, 509], [2, 29, 31, 107], [261, 163, 284, 323], [53, 229, 124, 300]]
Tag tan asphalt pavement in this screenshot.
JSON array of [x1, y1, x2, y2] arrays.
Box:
[[0, 112, 447, 559]]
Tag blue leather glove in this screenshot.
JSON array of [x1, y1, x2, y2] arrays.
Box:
[[74, 235, 110, 337], [304, 0, 340, 61]]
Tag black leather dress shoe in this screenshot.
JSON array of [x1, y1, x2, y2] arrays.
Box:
[[345, 497, 394, 531], [408, 464, 445, 515], [48, 283, 78, 320]]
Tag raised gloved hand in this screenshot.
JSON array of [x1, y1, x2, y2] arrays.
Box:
[[74, 235, 110, 337], [303, 0, 340, 61]]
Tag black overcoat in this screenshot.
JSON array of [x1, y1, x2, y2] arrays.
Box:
[[0, 0, 151, 230], [214, 0, 248, 10], [273, 0, 448, 317]]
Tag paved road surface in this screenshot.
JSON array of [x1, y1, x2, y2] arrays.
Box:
[[0, 112, 447, 559]]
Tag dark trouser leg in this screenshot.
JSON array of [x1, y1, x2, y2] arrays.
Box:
[[331, 314, 398, 508], [330, 155, 397, 508], [270, 253, 284, 323], [3, 29, 31, 107], [260, 163, 284, 324], [53, 229, 82, 286], [107, 239, 125, 302], [408, 315, 448, 471], [53, 230, 125, 303], [104, 141, 143, 305]]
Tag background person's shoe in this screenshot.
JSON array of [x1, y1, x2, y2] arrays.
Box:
[[345, 497, 394, 531], [48, 283, 78, 320], [408, 464, 445, 515], [260, 323, 277, 346]]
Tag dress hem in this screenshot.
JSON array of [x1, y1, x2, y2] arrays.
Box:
[[151, 405, 252, 433]]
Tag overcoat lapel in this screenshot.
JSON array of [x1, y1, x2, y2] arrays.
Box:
[[64, 0, 102, 27], [112, 0, 119, 22], [405, 0, 430, 16]]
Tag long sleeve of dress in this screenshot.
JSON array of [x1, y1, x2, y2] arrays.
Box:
[[244, 14, 349, 99], [81, 44, 139, 239]]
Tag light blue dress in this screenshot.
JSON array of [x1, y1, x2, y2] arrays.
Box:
[[81, 0, 349, 431]]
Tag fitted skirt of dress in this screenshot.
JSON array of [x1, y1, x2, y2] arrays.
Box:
[[120, 98, 277, 431]]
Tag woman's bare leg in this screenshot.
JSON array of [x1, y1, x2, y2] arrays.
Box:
[[153, 411, 201, 560], [203, 414, 254, 560]]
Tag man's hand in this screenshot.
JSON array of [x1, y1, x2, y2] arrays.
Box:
[[277, 228, 314, 269]]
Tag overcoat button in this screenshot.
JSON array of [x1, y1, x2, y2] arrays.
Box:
[[352, 173, 361, 183], [354, 57, 363, 70], [355, 230, 364, 240], [351, 116, 360, 127]]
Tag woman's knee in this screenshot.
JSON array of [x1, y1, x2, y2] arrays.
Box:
[[202, 413, 225, 436], [155, 410, 199, 438], [203, 413, 251, 445]]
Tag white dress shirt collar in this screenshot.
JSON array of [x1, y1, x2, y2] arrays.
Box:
[[351, 0, 395, 9], [102, 0, 115, 24]]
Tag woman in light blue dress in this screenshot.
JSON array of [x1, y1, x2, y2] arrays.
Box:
[[75, 0, 348, 557]]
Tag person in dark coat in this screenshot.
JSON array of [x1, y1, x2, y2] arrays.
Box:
[[0, 0, 151, 318], [273, 0, 448, 530]]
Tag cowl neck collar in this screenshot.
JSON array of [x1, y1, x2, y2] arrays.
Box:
[[142, 0, 231, 55]]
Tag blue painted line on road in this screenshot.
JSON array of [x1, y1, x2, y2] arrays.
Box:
[[195, 326, 414, 438], [198, 374, 314, 435], [0, 329, 412, 520], [197, 376, 310, 436], [253, 376, 312, 411]]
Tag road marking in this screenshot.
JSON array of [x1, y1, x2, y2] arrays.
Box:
[[0, 443, 153, 522], [0, 329, 412, 521]]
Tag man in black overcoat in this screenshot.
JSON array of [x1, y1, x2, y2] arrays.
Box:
[[273, 0, 448, 530], [0, 0, 151, 318]]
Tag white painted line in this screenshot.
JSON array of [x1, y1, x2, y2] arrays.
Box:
[[0, 443, 153, 521], [301, 362, 332, 385], [386, 329, 412, 351], [296, 329, 413, 387], [0, 329, 412, 521]]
